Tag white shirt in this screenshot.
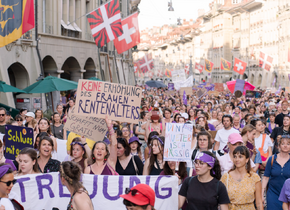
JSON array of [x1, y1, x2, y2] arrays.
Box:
[[215, 127, 239, 150], [218, 153, 255, 175], [255, 134, 273, 153]]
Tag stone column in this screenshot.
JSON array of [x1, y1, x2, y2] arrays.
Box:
[[80, 69, 86, 79]]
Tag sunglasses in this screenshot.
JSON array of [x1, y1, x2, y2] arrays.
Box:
[[0, 179, 17, 186], [281, 135, 290, 139], [0, 114, 5, 117], [223, 114, 232, 117], [125, 187, 149, 201], [16, 119, 23, 121]]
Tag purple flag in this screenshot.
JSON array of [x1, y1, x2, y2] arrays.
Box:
[[234, 79, 245, 93], [276, 85, 281, 94], [183, 90, 187, 105], [272, 77, 276, 86], [288, 74, 290, 81]]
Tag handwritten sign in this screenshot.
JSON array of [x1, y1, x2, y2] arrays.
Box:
[[75, 80, 142, 123], [164, 123, 193, 162], [214, 83, 224, 92], [180, 87, 192, 96], [168, 83, 174, 91], [64, 107, 108, 141], [196, 88, 207, 98], [172, 70, 186, 82], [5, 125, 33, 160], [207, 91, 219, 97]]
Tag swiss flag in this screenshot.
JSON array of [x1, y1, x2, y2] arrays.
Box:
[[233, 58, 247, 75], [259, 51, 273, 71], [195, 63, 204, 73], [184, 64, 190, 75], [134, 62, 139, 73], [114, 12, 140, 54], [87, 0, 123, 47], [139, 53, 154, 73]]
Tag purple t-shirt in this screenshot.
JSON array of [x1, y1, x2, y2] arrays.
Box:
[[208, 123, 216, 131], [279, 178, 290, 203]]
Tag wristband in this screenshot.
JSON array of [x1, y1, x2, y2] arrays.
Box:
[[83, 143, 87, 146]]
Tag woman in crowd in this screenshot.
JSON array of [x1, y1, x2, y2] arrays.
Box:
[[262, 135, 290, 210], [16, 147, 39, 176], [135, 111, 148, 153], [208, 110, 218, 124], [163, 108, 173, 124], [232, 114, 243, 132], [179, 151, 230, 210], [267, 112, 277, 134], [0, 163, 24, 210], [34, 109, 43, 124], [160, 161, 188, 185], [213, 111, 224, 130], [15, 114, 23, 127], [178, 116, 186, 123], [37, 136, 60, 173], [65, 99, 75, 118], [143, 112, 165, 137], [129, 136, 144, 163], [241, 125, 262, 172], [224, 105, 232, 115], [191, 131, 213, 162], [121, 126, 131, 142], [144, 131, 159, 161], [173, 113, 181, 123], [279, 178, 290, 209], [115, 138, 143, 175], [56, 104, 65, 122], [60, 161, 93, 210], [221, 146, 263, 210], [0, 141, 16, 171], [271, 115, 290, 155], [25, 112, 37, 130], [187, 108, 196, 124], [248, 105, 257, 117], [143, 136, 164, 175], [84, 117, 118, 175], [51, 112, 66, 140], [70, 137, 89, 173], [37, 118, 57, 152], [196, 116, 212, 131]]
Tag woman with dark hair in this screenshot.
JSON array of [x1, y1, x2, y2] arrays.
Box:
[[115, 138, 143, 175], [0, 163, 24, 210], [60, 161, 93, 210], [34, 132, 49, 151], [187, 109, 196, 124], [144, 131, 159, 161], [191, 131, 213, 162], [36, 118, 57, 151], [271, 115, 290, 154], [84, 116, 118, 175], [135, 111, 149, 154], [129, 136, 144, 163], [15, 114, 23, 127], [34, 109, 43, 124], [16, 147, 39, 176], [196, 116, 211, 131], [163, 108, 173, 124], [143, 136, 164, 175], [267, 112, 277, 134], [221, 146, 262, 210], [121, 125, 131, 142], [160, 161, 188, 186], [179, 151, 230, 210], [37, 136, 60, 173], [51, 112, 66, 140], [173, 113, 181, 123]]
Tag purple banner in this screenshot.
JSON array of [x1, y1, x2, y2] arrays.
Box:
[[168, 83, 174, 91], [234, 79, 245, 93]]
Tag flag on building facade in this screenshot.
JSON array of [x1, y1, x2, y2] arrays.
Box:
[[114, 12, 140, 54], [0, 0, 35, 48], [221, 58, 231, 71], [134, 62, 139, 73], [259, 51, 273, 71], [195, 63, 204, 73], [148, 70, 154, 78], [156, 69, 163, 77], [233, 58, 247, 75], [138, 53, 154, 73], [87, 0, 123, 48], [165, 68, 172, 77], [205, 59, 214, 72], [184, 64, 189, 75]]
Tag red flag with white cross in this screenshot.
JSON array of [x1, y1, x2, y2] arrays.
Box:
[[184, 64, 189, 75], [259, 51, 273, 71], [114, 12, 140, 54], [134, 62, 139, 74], [233, 58, 247, 75], [195, 63, 204, 73], [87, 0, 123, 47], [138, 53, 154, 73]]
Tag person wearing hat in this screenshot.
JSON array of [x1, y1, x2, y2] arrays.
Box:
[[24, 112, 37, 130], [218, 133, 256, 175], [120, 184, 156, 210], [129, 136, 144, 163], [275, 100, 289, 127]]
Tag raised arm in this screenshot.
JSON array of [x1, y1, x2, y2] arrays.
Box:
[[106, 116, 117, 169]]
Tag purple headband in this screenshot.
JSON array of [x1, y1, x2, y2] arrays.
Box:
[[70, 142, 85, 151], [0, 165, 11, 179], [195, 152, 215, 168], [151, 135, 164, 145]]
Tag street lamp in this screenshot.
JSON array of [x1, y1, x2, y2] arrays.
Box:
[[168, 0, 174, 11]]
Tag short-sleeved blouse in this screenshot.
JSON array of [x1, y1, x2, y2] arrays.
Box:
[[279, 178, 290, 204], [221, 172, 261, 210]]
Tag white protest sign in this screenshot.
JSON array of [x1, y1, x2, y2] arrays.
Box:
[[74, 80, 142, 123], [12, 173, 178, 210], [164, 123, 193, 162], [64, 106, 107, 141], [172, 70, 186, 82], [173, 75, 193, 91]]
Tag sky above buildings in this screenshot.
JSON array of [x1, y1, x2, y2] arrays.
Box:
[[138, 0, 212, 30]]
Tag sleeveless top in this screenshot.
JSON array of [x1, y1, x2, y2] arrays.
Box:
[[67, 189, 90, 210], [74, 157, 85, 173], [90, 164, 112, 175], [149, 159, 163, 175], [268, 123, 277, 134]]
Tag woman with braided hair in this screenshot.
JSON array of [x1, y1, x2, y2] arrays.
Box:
[[60, 161, 93, 210]]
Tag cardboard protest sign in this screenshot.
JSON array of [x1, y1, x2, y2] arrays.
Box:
[[5, 125, 33, 160], [196, 88, 207, 98], [64, 106, 108, 141], [12, 173, 178, 210], [180, 87, 192, 96], [164, 123, 194, 162], [214, 83, 224, 92], [75, 79, 142, 123], [168, 83, 174, 91], [209, 131, 217, 139], [207, 91, 219, 97], [245, 90, 255, 98]]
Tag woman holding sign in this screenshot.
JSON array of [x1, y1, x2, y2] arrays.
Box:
[[84, 116, 118, 175]]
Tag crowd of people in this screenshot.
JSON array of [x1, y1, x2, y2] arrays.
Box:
[[0, 86, 290, 209]]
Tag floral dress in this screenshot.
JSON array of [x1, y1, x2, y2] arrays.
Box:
[[221, 172, 261, 210]]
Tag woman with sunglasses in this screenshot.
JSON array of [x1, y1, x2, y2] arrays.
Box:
[[60, 161, 93, 210], [179, 151, 230, 210], [262, 135, 290, 210], [14, 114, 23, 127], [0, 163, 23, 210]]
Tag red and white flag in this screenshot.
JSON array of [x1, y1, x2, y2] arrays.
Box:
[[114, 12, 140, 54], [233, 58, 247, 75], [259, 51, 273, 71], [139, 53, 154, 73], [148, 70, 154, 78], [156, 69, 163, 77], [195, 63, 204, 73], [134, 62, 139, 73], [184, 64, 190, 75], [87, 0, 122, 47]]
